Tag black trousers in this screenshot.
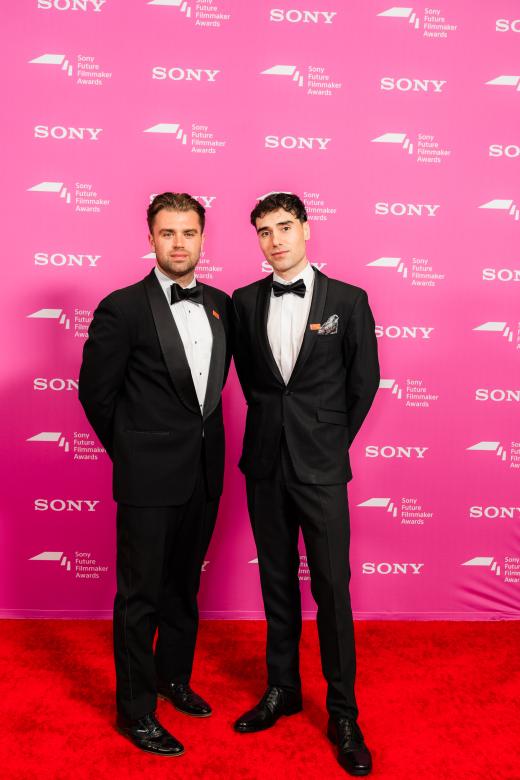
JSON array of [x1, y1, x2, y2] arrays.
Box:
[[246, 437, 358, 720], [113, 459, 218, 720]]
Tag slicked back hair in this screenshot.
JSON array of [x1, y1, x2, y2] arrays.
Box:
[[147, 192, 205, 233]]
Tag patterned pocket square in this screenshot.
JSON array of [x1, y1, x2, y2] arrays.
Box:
[[317, 314, 339, 335]]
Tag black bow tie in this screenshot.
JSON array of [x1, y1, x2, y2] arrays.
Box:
[[272, 279, 306, 298], [170, 282, 203, 305]]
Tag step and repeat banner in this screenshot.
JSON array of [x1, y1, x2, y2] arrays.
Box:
[[1, 1, 518, 619]]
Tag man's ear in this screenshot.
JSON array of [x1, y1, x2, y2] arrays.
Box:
[[303, 221, 310, 241], [149, 232, 155, 249]]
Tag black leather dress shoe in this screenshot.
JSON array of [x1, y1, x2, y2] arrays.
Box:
[[117, 712, 184, 756], [157, 682, 212, 717], [234, 686, 303, 733], [327, 717, 372, 776]]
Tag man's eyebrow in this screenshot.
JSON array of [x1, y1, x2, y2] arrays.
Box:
[[159, 228, 197, 233], [256, 219, 293, 234]]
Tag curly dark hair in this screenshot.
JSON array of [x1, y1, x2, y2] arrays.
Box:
[[250, 192, 307, 226]]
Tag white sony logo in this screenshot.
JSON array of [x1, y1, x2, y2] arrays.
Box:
[[365, 446, 429, 459], [475, 388, 520, 402], [37, 0, 107, 10], [489, 144, 520, 158], [375, 325, 434, 339], [34, 252, 101, 267], [149, 194, 216, 208], [33, 378, 79, 391], [362, 562, 424, 574], [152, 67, 220, 81], [269, 9, 337, 24], [482, 268, 520, 282], [265, 136, 331, 150], [470, 506, 520, 519], [34, 499, 100, 511], [496, 19, 520, 33], [375, 202, 440, 217], [34, 126, 103, 141], [380, 77, 446, 92]]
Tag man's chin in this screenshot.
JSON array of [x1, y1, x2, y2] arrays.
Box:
[[170, 267, 194, 278], [158, 260, 196, 278], [269, 259, 292, 274]]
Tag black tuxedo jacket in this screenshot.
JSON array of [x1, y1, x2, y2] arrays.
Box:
[[79, 270, 232, 506], [232, 268, 380, 484]]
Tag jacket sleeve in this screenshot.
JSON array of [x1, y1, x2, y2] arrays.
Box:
[[78, 296, 131, 459], [222, 293, 234, 387], [343, 289, 380, 446], [231, 292, 254, 405]]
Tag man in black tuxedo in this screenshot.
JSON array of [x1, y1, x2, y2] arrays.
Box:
[[79, 192, 232, 756], [232, 193, 379, 776]]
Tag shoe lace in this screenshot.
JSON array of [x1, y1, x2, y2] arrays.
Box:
[[260, 687, 282, 711], [336, 718, 362, 749], [140, 713, 162, 737], [174, 683, 196, 702]]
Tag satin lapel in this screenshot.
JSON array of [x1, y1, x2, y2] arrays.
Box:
[[256, 274, 285, 386], [143, 271, 200, 415], [202, 287, 226, 420], [288, 268, 328, 385]]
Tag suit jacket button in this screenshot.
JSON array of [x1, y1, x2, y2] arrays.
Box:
[[284, 390, 292, 396]]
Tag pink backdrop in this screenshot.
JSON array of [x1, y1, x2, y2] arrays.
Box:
[[1, 1, 519, 619]]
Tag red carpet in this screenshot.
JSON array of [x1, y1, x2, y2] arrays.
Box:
[[1, 619, 518, 779]]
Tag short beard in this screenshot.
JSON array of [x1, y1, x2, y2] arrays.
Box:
[[156, 255, 198, 279]]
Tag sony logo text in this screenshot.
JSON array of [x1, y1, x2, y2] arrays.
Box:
[[34, 252, 101, 267], [265, 136, 331, 151], [150, 194, 216, 209], [375, 325, 434, 339], [34, 378, 79, 391], [270, 9, 337, 24], [34, 126, 103, 141], [375, 203, 440, 217], [482, 268, 520, 282], [362, 563, 425, 575], [496, 19, 520, 33], [365, 446, 429, 459], [489, 144, 520, 158], [34, 499, 99, 511], [475, 388, 520, 402], [37, 0, 106, 10], [381, 77, 446, 92], [470, 506, 520, 519], [152, 68, 220, 82]]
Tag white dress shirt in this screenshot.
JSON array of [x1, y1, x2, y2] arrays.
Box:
[[267, 262, 315, 384], [155, 267, 213, 413]]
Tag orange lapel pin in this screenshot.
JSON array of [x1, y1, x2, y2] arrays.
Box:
[[212, 309, 220, 319], [309, 323, 321, 331]]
